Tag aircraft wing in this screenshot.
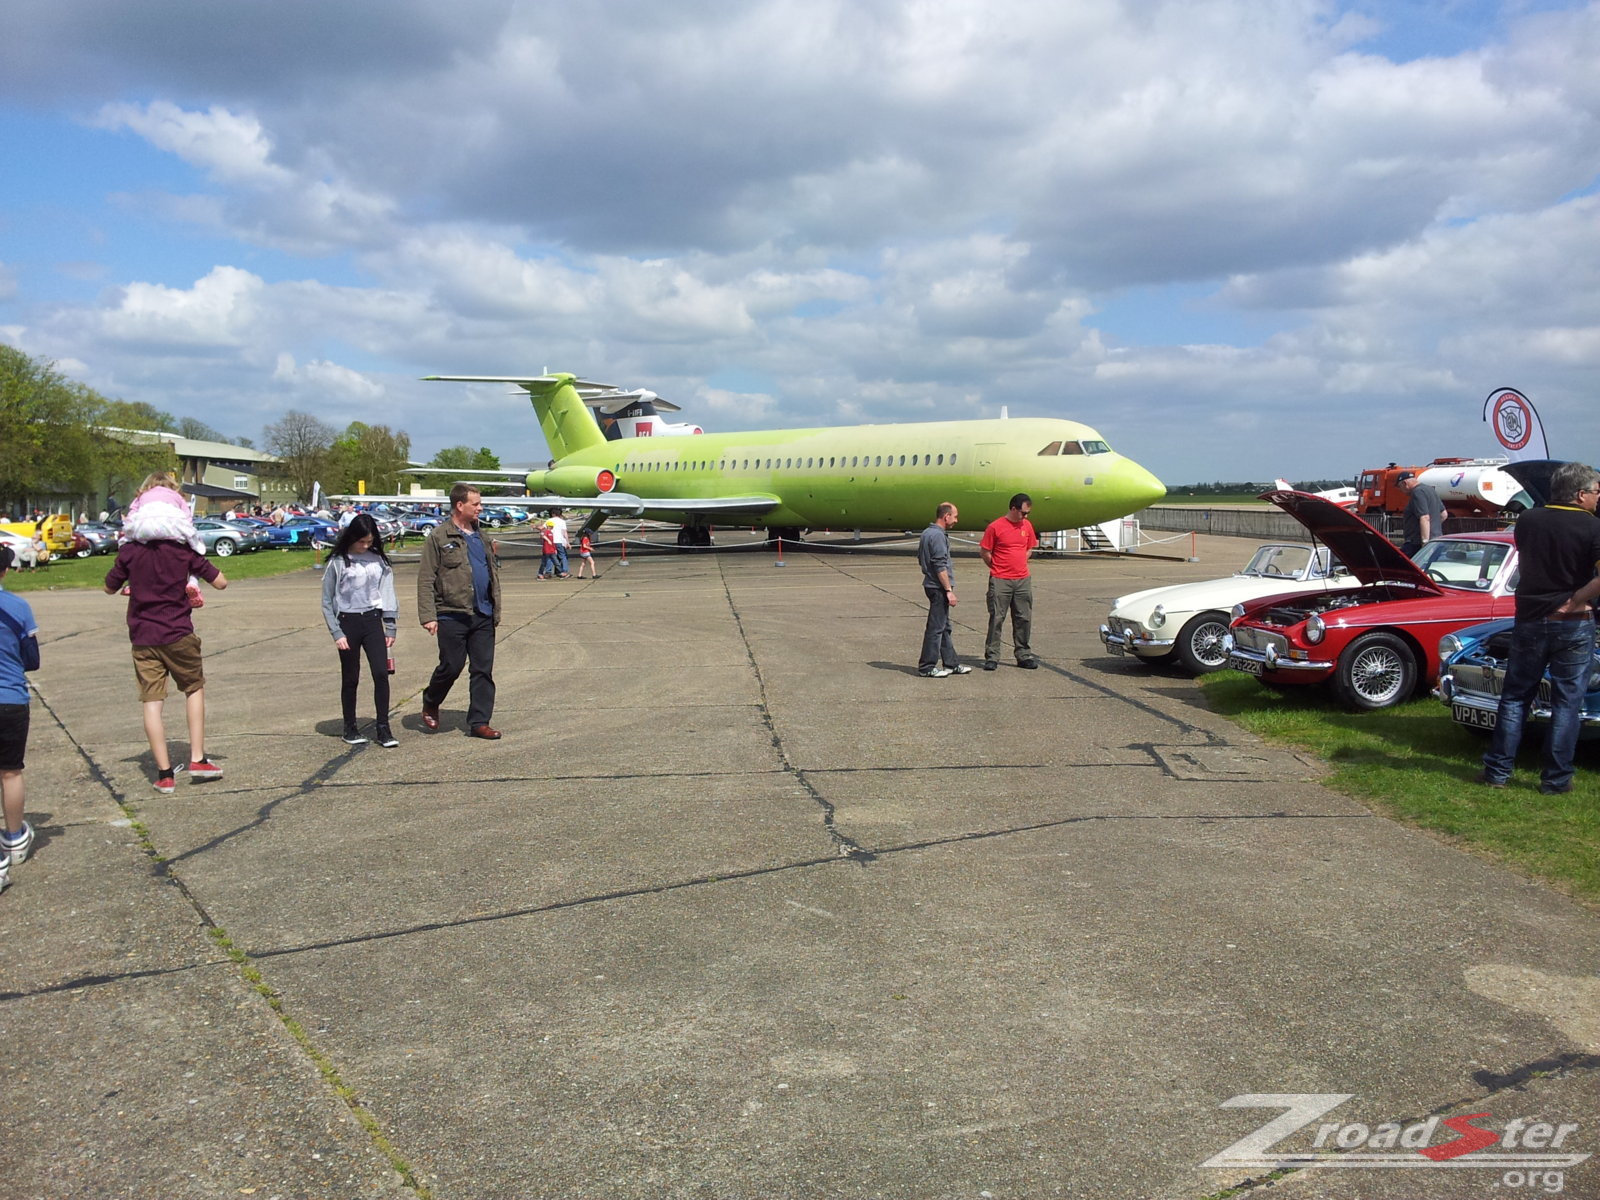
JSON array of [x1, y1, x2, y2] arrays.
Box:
[[400, 466, 530, 478], [634, 495, 782, 516], [423, 374, 615, 391], [326, 492, 654, 514]]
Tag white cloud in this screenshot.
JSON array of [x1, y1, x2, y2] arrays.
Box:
[[1, 0, 1599, 480]]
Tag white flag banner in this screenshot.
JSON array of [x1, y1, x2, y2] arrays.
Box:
[[1482, 387, 1549, 462], [311, 480, 323, 509]]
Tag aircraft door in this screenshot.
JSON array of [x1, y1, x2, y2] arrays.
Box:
[[974, 443, 1002, 492]]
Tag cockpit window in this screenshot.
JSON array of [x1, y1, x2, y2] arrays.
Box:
[[1059, 441, 1084, 455], [1038, 441, 1062, 456], [1410, 540, 1512, 589], [1082, 440, 1110, 454]]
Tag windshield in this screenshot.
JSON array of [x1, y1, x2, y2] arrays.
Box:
[[1410, 539, 1511, 590], [1241, 545, 1313, 578]]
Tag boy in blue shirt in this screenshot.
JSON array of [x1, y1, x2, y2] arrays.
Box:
[[0, 545, 38, 892]]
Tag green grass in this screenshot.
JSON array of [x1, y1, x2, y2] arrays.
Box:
[[1199, 672, 1600, 902], [3, 546, 324, 591]]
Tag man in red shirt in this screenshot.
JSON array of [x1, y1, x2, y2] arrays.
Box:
[[979, 493, 1040, 670], [105, 540, 229, 793]]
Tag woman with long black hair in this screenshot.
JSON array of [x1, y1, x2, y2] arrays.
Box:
[[320, 514, 399, 747]]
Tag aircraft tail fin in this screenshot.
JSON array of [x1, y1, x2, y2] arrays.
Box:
[[425, 373, 610, 460]]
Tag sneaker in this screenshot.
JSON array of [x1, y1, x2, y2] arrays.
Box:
[[1473, 768, 1507, 789], [154, 771, 177, 795], [1539, 780, 1574, 796], [981, 661, 998, 671], [2, 822, 34, 867], [374, 726, 399, 749], [1018, 658, 1040, 670], [187, 758, 225, 783], [0, 859, 9, 893], [342, 727, 369, 745], [920, 667, 953, 678], [948, 664, 973, 675]]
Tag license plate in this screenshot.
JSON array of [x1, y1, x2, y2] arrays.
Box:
[[1106, 640, 1125, 656], [1452, 703, 1496, 729], [1228, 655, 1263, 677]]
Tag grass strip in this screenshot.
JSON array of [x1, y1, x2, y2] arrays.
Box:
[[5, 546, 324, 591], [1199, 672, 1600, 902]]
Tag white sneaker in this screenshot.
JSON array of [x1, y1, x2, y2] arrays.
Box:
[[2, 821, 34, 867], [948, 664, 973, 674], [921, 667, 953, 678]]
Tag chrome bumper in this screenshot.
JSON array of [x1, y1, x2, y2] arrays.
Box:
[[1099, 624, 1175, 653], [1223, 641, 1333, 673]]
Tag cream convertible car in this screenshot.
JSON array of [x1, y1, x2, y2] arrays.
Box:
[[1099, 543, 1348, 673]]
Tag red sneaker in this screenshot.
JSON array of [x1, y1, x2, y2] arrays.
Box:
[[187, 759, 224, 782]]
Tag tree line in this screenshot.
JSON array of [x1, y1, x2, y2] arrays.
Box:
[[1, 345, 500, 509]]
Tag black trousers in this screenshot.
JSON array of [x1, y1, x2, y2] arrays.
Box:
[[337, 610, 390, 727], [424, 611, 496, 728]]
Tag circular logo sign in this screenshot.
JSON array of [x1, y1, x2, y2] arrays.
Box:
[[1490, 390, 1533, 452]]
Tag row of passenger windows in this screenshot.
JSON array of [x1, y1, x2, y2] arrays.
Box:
[[618, 452, 962, 472], [616, 439, 1113, 473]]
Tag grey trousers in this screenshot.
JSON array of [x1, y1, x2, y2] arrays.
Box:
[[985, 575, 1036, 663]]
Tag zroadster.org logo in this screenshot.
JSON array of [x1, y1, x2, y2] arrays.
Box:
[[1204, 1094, 1589, 1176]]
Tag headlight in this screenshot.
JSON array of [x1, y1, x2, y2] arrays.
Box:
[[1231, 604, 1246, 621], [1149, 605, 1167, 629], [1439, 634, 1464, 662], [1304, 614, 1325, 645]]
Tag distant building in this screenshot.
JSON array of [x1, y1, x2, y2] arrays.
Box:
[[104, 429, 296, 514]]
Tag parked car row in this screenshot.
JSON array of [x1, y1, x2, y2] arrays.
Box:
[[1100, 487, 1532, 713]]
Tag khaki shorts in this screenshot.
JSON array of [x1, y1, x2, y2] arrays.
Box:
[[132, 634, 205, 702]]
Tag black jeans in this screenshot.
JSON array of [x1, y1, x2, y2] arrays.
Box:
[[337, 610, 390, 728], [425, 611, 496, 728]]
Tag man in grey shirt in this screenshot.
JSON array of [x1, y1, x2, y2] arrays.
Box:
[[917, 502, 971, 677], [1398, 471, 1445, 557]]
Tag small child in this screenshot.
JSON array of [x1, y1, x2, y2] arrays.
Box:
[[537, 521, 558, 579], [123, 472, 207, 608], [575, 530, 595, 578]]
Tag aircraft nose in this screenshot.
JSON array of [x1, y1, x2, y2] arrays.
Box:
[[1123, 458, 1167, 509]]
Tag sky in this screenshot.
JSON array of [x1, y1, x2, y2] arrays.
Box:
[[2, 0, 1598, 484]]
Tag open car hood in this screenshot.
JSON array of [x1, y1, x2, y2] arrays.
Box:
[[1258, 489, 1444, 593], [1502, 459, 1557, 507]]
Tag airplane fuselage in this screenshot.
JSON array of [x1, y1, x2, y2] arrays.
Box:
[[554, 416, 1164, 532]]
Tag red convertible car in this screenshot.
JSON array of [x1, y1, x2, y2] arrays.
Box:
[[1224, 490, 1519, 710]]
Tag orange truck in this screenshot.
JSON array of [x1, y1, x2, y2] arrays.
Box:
[[1355, 458, 1530, 520]]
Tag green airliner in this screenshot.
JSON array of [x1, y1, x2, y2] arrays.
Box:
[[417, 373, 1166, 541]]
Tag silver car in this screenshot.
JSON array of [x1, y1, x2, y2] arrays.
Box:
[[193, 518, 269, 556]]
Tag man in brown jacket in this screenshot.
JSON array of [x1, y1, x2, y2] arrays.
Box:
[[418, 484, 503, 739]]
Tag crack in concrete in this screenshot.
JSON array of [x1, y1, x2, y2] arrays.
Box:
[[716, 556, 874, 863]]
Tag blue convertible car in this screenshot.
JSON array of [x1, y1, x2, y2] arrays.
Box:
[[1435, 618, 1600, 736]]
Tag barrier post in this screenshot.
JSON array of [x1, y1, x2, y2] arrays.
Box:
[[1189, 530, 1199, 562], [774, 536, 786, 567], [619, 538, 629, 566]]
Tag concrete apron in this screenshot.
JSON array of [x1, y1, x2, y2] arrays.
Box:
[[2, 536, 1598, 1200]]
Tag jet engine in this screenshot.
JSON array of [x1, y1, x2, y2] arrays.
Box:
[[524, 466, 617, 496]]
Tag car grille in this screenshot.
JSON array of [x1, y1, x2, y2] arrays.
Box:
[[1231, 626, 1286, 656], [1107, 616, 1140, 638], [1451, 662, 1554, 706]]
